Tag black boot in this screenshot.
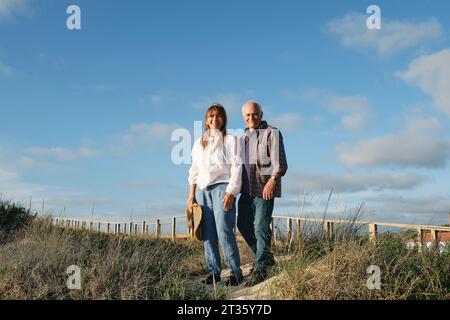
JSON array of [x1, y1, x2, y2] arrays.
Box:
[[223, 274, 244, 286], [202, 274, 221, 285]]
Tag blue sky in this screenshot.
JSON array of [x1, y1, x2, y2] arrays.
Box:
[[1, 0, 450, 226]]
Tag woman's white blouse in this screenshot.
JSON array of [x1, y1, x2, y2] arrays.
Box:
[[188, 134, 242, 196]]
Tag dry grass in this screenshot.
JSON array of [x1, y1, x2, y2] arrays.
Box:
[[1, 199, 448, 300], [269, 228, 450, 300], [0, 218, 206, 299]]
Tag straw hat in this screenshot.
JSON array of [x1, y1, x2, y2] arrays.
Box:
[[185, 203, 203, 241]]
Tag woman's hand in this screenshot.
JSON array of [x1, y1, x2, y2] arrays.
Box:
[[223, 193, 235, 212], [186, 197, 196, 211]]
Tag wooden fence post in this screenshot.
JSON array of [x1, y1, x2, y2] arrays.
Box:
[[417, 228, 424, 253], [171, 217, 176, 241], [142, 221, 146, 235], [156, 219, 161, 239], [324, 221, 334, 239], [287, 218, 292, 239], [97, 222, 101, 233], [430, 229, 438, 242], [129, 222, 133, 236], [105, 223, 110, 234], [296, 219, 301, 236], [369, 223, 378, 242]]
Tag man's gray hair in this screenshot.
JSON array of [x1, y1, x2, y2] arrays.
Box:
[[242, 100, 263, 116]]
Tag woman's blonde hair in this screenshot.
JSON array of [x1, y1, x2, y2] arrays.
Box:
[[201, 104, 227, 149]]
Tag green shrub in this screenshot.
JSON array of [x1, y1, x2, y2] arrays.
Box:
[[0, 199, 36, 242]]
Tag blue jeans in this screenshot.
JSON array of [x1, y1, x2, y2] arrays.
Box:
[[197, 182, 242, 278], [237, 193, 276, 273]]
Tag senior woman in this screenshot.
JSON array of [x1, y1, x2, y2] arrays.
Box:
[[187, 103, 243, 286]]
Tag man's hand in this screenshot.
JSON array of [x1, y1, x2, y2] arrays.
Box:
[[223, 193, 235, 212], [263, 178, 277, 200]]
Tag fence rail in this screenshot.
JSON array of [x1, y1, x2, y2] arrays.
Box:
[[49, 214, 450, 247]]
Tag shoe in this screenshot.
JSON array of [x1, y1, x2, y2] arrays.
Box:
[[223, 274, 244, 287], [245, 270, 267, 287], [266, 259, 276, 268], [202, 274, 221, 285]]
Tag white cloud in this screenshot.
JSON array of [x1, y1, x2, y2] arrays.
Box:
[[367, 194, 450, 218], [110, 122, 182, 155], [404, 115, 443, 132], [0, 159, 48, 203], [0, 61, 13, 76], [27, 141, 101, 161], [326, 94, 371, 132], [129, 122, 180, 143], [0, 0, 30, 20], [139, 94, 178, 108], [284, 171, 425, 195], [340, 113, 368, 132], [272, 113, 301, 132], [327, 13, 442, 56], [336, 116, 450, 168], [125, 180, 158, 189], [150, 95, 164, 106], [0, 152, 121, 217], [397, 48, 450, 117], [0, 166, 19, 182], [286, 88, 372, 132]]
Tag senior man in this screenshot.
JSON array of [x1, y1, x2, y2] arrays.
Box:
[[237, 101, 288, 285]]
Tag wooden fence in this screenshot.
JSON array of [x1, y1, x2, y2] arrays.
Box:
[[50, 216, 189, 240], [49, 214, 450, 249]]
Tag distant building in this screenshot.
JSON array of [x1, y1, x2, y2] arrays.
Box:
[[405, 232, 450, 253]]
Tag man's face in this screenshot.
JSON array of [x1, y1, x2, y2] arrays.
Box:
[[242, 103, 262, 129]]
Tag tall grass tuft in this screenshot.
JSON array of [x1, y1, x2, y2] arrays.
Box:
[[268, 207, 450, 300], [0, 218, 205, 299]]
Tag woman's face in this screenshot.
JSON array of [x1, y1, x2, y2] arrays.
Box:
[[207, 110, 224, 130]]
